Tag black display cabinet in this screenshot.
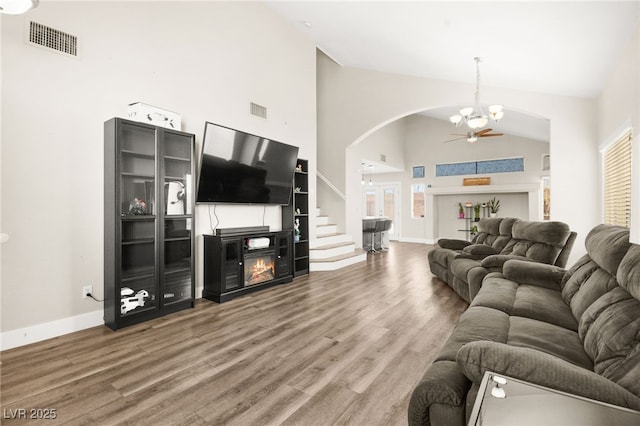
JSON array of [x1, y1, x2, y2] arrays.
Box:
[[104, 117, 195, 330]]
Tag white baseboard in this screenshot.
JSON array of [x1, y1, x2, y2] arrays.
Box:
[[1, 310, 103, 351], [399, 237, 436, 244]]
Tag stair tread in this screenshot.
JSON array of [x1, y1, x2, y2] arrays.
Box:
[[310, 241, 356, 251], [316, 233, 341, 239], [310, 250, 367, 263], [316, 223, 337, 227]]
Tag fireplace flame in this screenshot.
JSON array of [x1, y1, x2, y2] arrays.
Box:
[[245, 256, 275, 286]]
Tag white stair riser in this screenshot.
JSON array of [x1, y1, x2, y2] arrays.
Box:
[[310, 244, 356, 260], [316, 216, 330, 226], [316, 225, 338, 236], [310, 253, 367, 271], [310, 234, 353, 248]]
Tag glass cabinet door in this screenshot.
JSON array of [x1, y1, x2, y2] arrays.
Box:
[[161, 131, 194, 306], [118, 122, 157, 316]]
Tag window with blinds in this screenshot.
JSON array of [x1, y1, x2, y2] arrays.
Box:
[[603, 131, 632, 227]]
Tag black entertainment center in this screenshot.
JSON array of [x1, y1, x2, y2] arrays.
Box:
[[202, 227, 294, 303]]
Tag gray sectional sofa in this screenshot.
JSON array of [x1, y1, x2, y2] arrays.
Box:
[[410, 224, 640, 425], [428, 217, 576, 302]]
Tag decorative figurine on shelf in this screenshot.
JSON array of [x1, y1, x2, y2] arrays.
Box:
[[294, 218, 301, 242], [458, 202, 465, 218], [294, 186, 302, 192], [128, 197, 147, 215], [296, 163, 303, 172], [296, 207, 301, 215], [120, 288, 150, 314]]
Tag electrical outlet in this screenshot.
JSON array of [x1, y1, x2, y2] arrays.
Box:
[[82, 285, 93, 299]]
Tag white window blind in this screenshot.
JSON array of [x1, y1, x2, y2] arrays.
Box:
[[603, 131, 632, 227]]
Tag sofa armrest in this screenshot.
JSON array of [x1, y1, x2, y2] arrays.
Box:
[[438, 238, 471, 250], [502, 259, 566, 290], [437, 238, 472, 250], [456, 341, 640, 411], [408, 360, 470, 426], [480, 254, 528, 269], [462, 244, 499, 257]]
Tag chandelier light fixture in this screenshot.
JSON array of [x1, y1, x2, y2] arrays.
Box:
[[449, 57, 504, 131], [0, 0, 38, 14]]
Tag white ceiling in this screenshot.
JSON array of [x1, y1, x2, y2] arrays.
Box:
[[267, 1, 639, 143], [267, 1, 639, 99]]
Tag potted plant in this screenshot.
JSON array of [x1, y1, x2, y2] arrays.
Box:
[[473, 203, 481, 222], [458, 202, 465, 218], [488, 197, 500, 217]]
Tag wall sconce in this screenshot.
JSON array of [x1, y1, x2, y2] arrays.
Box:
[[490, 375, 507, 399]]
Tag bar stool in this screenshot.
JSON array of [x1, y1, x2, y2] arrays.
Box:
[[380, 219, 392, 250], [362, 219, 377, 253], [373, 219, 386, 252]]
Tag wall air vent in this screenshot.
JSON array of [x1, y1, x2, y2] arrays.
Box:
[[250, 102, 267, 119], [27, 21, 79, 58]]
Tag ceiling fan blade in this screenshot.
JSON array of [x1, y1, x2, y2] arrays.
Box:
[[443, 136, 466, 143], [479, 133, 504, 137], [475, 128, 493, 135]]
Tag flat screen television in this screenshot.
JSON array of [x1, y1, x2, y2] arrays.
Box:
[[195, 121, 299, 205]]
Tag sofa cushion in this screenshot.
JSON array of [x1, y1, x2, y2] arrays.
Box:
[[436, 306, 510, 362], [462, 244, 498, 256], [471, 275, 577, 332], [585, 224, 631, 277], [501, 220, 571, 265], [579, 286, 640, 398], [617, 243, 640, 300], [507, 316, 592, 369]]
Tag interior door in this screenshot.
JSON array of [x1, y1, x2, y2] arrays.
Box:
[[363, 183, 400, 240]]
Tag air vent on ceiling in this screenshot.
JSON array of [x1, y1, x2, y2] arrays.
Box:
[[250, 102, 267, 119], [27, 21, 79, 58]]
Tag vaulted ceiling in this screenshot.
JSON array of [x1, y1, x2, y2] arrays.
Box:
[[267, 1, 638, 143], [267, 1, 638, 98]]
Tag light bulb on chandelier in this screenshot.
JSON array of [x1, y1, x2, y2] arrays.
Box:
[[0, 0, 38, 14]]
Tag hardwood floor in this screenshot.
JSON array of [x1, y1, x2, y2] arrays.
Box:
[[0, 242, 467, 425]]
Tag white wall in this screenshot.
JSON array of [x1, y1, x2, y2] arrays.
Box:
[[1, 2, 317, 345]]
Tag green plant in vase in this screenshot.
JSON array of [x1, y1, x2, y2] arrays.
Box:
[[458, 202, 465, 218], [488, 197, 500, 217], [473, 203, 481, 222]]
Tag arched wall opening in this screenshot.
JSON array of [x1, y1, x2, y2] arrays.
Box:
[[344, 105, 551, 248]]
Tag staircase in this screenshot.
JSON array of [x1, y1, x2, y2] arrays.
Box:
[[309, 208, 367, 271]]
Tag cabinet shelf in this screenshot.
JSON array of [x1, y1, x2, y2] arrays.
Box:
[[122, 238, 155, 245], [164, 155, 191, 162], [121, 149, 155, 159]]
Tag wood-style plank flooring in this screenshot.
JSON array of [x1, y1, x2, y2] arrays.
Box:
[[0, 242, 467, 425]]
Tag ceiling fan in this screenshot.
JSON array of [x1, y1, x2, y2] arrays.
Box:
[[443, 128, 504, 143]]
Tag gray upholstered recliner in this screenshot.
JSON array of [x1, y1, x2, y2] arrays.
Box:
[[429, 218, 576, 303], [428, 218, 517, 296], [409, 224, 640, 426]]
